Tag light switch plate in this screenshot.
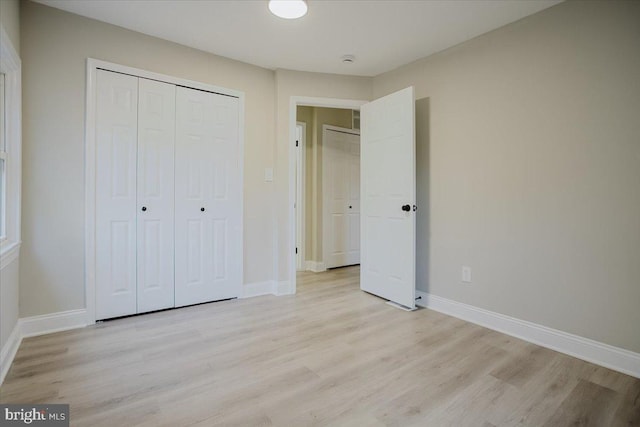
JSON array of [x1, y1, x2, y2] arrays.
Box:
[[462, 266, 472, 283], [264, 168, 273, 182]]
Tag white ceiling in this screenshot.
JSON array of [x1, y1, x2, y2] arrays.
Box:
[[35, 0, 562, 77]]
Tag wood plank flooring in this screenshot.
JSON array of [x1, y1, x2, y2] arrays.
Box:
[[1, 266, 639, 426]]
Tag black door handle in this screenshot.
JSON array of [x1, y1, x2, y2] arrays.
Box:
[[402, 204, 411, 212], [141, 206, 147, 212], [200, 207, 205, 212]]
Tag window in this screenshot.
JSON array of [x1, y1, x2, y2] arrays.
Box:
[[0, 72, 6, 240], [0, 25, 21, 260]]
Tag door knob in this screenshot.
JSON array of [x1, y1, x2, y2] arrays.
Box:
[[401, 204, 411, 212], [349, 206, 352, 209], [200, 207, 205, 212], [141, 206, 147, 212]]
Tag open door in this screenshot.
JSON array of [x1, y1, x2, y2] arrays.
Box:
[[360, 87, 416, 309]]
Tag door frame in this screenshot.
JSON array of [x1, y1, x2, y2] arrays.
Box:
[[288, 96, 368, 295], [295, 121, 306, 271], [322, 125, 360, 270], [85, 58, 245, 324]]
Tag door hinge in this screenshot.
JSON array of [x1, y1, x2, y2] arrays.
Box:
[[295, 247, 298, 254], [296, 140, 299, 147]]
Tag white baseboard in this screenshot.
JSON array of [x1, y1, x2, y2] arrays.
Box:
[[1, 309, 88, 385], [0, 322, 22, 385], [305, 261, 326, 273], [20, 309, 88, 339], [415, 290, 640, 379], [241, 281, 276, 298], [276, 280, 293, 296], [0, 241, 20, 269]]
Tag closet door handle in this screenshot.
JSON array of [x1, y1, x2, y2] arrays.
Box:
[[200, 207, 205, 212], [141, 206, 147, 212]]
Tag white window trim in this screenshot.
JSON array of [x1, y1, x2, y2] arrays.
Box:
[[0, 25, 22, 267]]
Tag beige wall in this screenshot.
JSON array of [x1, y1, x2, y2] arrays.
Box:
[[0, 259, 19, 352], [0, 0, 20, 53], [374, 1, 640, 352], [295, 106, 353, 263], [20, 1, 276, 316], [0, 0, 20, 358], [275, 69, 372, 282]]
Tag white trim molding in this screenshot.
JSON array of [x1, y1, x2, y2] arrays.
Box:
[[415, 290, 640, 379], [20, 309, 89, 339], [276, 280, 294, 296], [304, 261, 327, 273], [0, 309, 88, 385], [0, 25, 22, 260], [0, 241, 19, 269], [0, 322, 20, 385], [241, 280, 293, 298], [242, 281, 276, 298]]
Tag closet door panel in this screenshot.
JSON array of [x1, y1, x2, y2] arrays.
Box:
[[95, 70, 138, 320], [175, 87, 214, 306], [209, 94, 241, 293], [136, 78, 176, 313], [175, 87, 241, 307]]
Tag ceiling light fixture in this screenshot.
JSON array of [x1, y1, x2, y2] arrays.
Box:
[[268, 0, 308, 20]]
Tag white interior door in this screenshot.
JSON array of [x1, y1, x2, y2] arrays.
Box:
[[175, 87, 242, 307], [95, 70, 138, 320], [136, 78, 176, 313], [360, 87, 416, 309], [323, 128, 360, 269]]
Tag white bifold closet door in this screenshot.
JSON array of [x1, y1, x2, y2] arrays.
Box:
[[95, 70, 139, 320], [174, 86, 242, 307], [95, 70, 176, 319], [136, 78, 176, 314], [95, 70, 242, 320]]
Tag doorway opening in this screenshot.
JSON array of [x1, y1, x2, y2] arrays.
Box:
[[295, 107, 360, 273], [289, 88, 417, 309], [289, 97, 367, 295]]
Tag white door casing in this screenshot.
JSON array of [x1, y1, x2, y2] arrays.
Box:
[[95, 70, 138, 320], [360, 87, 416, 309], [323, 127, 360, 269], [295, 123, 306, 271], [136, 78, 176, 313], [174, 87, 242, 307]]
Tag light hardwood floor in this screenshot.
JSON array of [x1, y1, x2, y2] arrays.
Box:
[[1, 266, 638, 426]]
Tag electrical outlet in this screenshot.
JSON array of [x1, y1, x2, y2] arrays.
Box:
[[462, 266, 472, 283]]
